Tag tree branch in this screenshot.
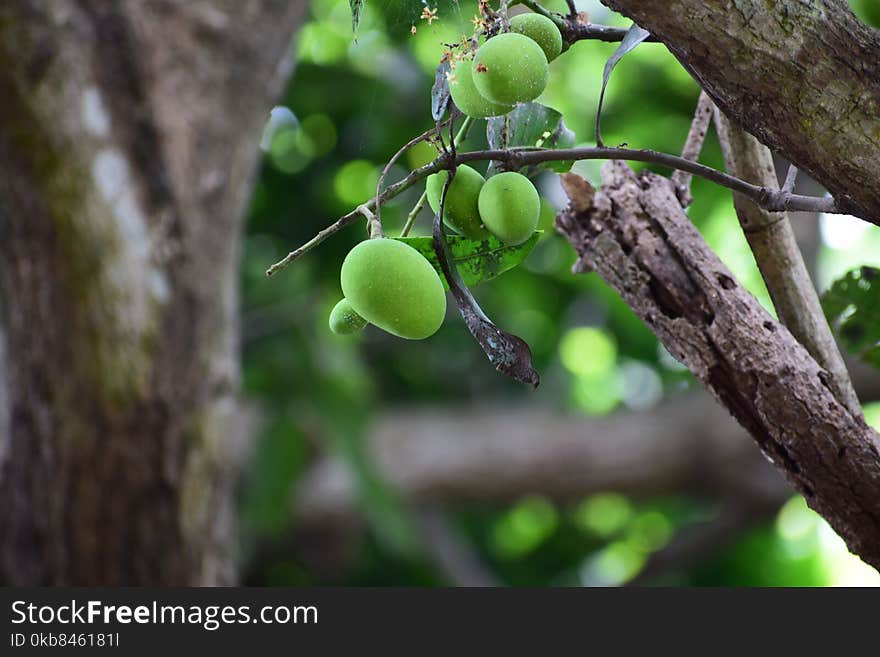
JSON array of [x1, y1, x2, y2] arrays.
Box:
[[671, 90, 714, 206], [268, 144, 843, 276], [713, 110, 861, 416], [557, 161, 880, 570]]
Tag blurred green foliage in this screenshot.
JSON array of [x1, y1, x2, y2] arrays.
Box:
[[240, 0, 880, 586]]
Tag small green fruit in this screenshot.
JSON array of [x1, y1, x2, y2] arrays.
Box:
[[329, 298, 367, 335], [426, 165, 490, 240], [472, 33, 548, 105], [510, 13, 563, 62], [340, 239, 446, 340], [448, 58, 514, 119], [478, 172, 540, 245]]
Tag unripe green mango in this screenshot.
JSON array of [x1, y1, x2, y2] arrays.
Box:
[[510, 13, 563, 62], [472, 33, 548, 105], [426, 165, 491, 239], [328, 298, 367, 335], [478, 172, 540, 245], [448, 58, 514, 119], [340, 239, 446, 340]]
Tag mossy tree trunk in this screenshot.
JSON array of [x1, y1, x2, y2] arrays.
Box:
[[0, 0, 307, 585]]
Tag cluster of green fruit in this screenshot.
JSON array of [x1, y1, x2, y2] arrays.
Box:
[[448, 13, 562, 118], [329, 13, 563, 342]]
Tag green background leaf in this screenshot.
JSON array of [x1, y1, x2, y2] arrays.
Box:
[[394, 233, 540, 290], [821, 266, 880, 369]]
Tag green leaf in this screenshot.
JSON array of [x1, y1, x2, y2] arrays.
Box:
[[595, 23, 650, 146], [486, 102, 575, 178], [431, 60, 452, 121], [394, 233, 539, 290], [349, 0, 364, 37], [821, 266, 880, 369]]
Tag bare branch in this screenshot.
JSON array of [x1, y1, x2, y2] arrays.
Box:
[[455, 147, 842, 214], [264, 156, 448, 276], [713, 110, 861, 416], [672, 90, 714, 206], [374, 121, 449, 225], [267, 144, 848, 277], [782, 164, 799, 194], [514, 0, 661, 44]]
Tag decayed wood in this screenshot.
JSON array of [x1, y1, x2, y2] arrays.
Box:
[[0, 0, 307, 585], [556, 162, 880, 569], [603, 0, 880, 224]]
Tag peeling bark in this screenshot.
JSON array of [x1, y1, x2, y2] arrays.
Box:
[[0, 0, 307, 585], [557, 162, 880, 569], [602, 0, 880, 224]]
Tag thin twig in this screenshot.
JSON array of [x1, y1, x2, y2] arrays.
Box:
[[672, 90, 714, 206], [375, 117, 454, 224], [267, 144, 848, 277], [563, 22, 660, 44], [782, 163, 799, 193], [714, 109, 861, 416], [357, 204, 382, 239], [565, 0, 578, 18], [265, 157, 449, 276], [400, 191, 428, 238], [513, 0, 563, 26], [513, 0, 660, 44]]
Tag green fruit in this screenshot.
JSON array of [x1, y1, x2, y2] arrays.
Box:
[[328, 298, 367, 335], [478, 172, 540, 245], [472, 33, 548, 105], [510, 13, 563, 62], [340, 239, 446, 340], [426, 165, 490, 240], [448, 59, 515, 119]]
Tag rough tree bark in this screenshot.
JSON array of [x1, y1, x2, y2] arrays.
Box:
[[0, 0, 307, 585], [557, 162, 880, 569], [602, 0, 880, 224]]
